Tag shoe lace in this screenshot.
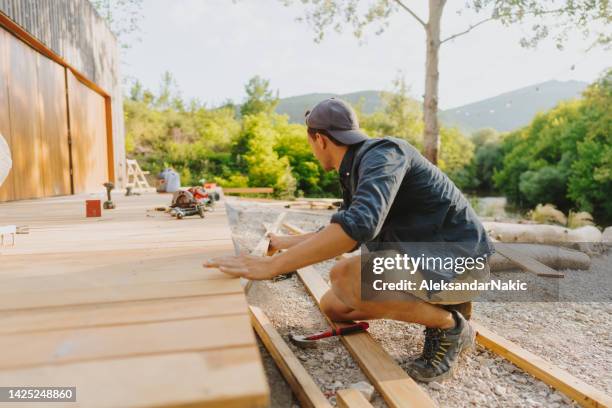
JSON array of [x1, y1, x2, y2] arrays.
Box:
[[422, 328, 451, 367]]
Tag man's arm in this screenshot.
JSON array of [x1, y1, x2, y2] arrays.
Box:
[[272, 223, 356, 273], [204, 223, 356, 280], [268, 232, 315, 252]]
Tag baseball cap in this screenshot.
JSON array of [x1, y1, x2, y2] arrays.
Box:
[[305, 98, 368, 145]]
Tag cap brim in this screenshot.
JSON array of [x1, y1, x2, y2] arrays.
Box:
[[328, 129, 369, 145]]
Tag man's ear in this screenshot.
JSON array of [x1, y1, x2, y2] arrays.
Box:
[[317, 133, 327, 149]]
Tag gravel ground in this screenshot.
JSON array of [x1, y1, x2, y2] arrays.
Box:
[[226, 199, 610, 407]]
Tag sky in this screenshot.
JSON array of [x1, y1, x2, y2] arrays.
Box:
[[121, 0, 610, 110]]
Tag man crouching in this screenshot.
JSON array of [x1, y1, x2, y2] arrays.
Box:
[[205, 98, 493, 382]]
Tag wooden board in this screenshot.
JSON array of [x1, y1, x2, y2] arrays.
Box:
[[0, 293, 248, 334], [472, 321, 612, 408], [249, 306, 332, 408], [0, 347, 269, 408], [337, 389, 374, 408], [0, 315, 255, 370], [0, 28, 15, 201], [223, 187, 274, 194], [298, 267, 435, 408], [67, 69, 108, 194], [495, 244, 565, 278], [36, 53, 71, 196], [283, 223, 435, 408], [0, 278, 242, 312], [6, 29, 44, 200]]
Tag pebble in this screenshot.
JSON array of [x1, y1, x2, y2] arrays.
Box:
[[349, 381, 375, 401], [548, 393, 563, 403], [322, 352, 335, 362], [494, 385, 506, 396], [428, 381, 443, 391]]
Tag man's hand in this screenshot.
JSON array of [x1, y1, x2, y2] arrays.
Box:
[[204, 254, 279, 280], [267, 232, 302, 252]]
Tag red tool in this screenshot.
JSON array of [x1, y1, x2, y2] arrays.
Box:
[[289, 322, 369, 348], [86, 200, 101, 217]]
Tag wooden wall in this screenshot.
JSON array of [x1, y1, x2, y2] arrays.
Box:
[[0, 25, 109, 201], [0, 28, 14, 201], [0, 0, 125, 187]]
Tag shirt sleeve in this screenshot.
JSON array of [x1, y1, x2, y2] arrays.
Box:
[[331, 141, 409, 243]]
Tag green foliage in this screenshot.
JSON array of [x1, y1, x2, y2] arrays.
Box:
[[493, 70, 612, 223], [240, 76, 279, 117], [438, 127, 475, 189]]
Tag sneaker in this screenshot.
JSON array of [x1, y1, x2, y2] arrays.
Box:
[[406, 310, 475, 382]]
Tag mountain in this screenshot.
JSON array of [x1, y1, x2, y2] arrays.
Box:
[[439, 80, 588, 132], [275, 80, 589, 133], [276, 90, 386, 123]]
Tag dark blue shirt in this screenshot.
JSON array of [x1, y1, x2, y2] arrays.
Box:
[[331, 137, 493, 257]]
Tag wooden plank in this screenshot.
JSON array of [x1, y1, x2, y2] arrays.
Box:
[[0, 27, 15, 202], [337, 389, 374, 408], [6, 28, 44, 200], [472, 321, 612, 408], [223, 187, 274, 194], [0, 347, 269, 408], [0, 250, 234, 293], [0, 293, 248, 334], [298, 267, 434, 408], [249, 305, 332, 408], [283, 223, 435, 408], [0, 278, 242, 312], [36, 51, 71, 197], [0, 314, 255, 370], [495, 244, 565, 278]]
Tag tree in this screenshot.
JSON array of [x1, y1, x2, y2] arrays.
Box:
[[90, 0, 143, 48], [283, 0, 611, 164], [240, 76, 280, 117]]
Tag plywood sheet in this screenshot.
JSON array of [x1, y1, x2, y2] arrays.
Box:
[[0, 28, 15, 201], [37, 54, 71, 196], [67, 70, 108, 194], [0, 347, 269, 408], [6, 29, 44, 199]]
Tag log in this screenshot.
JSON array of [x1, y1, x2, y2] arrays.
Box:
[[483, 222, 602, 244], [489, 244, 591, 272]]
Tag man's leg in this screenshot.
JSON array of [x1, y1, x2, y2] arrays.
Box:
[[321, 255, 455, 328], [319, 255, 475, 383]]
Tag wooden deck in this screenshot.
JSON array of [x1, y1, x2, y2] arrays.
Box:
[[0, 193, 269, 407]]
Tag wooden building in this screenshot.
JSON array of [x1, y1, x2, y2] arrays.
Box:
[[0, 0, 125, 201]]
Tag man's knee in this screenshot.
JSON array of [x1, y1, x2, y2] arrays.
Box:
[[320, 290, 350, 322], [329, 261, 348, 287]]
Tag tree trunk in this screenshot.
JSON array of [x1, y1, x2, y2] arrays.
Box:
[[423, 0, 446, 165]]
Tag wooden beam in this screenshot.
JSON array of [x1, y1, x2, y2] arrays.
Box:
[[336, 389, 374, 408], [296, 266, 434, 408], [495, 244, 565, 278], [282, 223, 435, 408], [249, 305, 332, 408], [472, 322, 612, 408], [223, 187, 274, 194]]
